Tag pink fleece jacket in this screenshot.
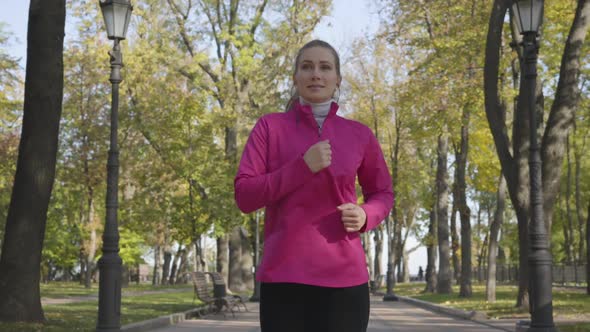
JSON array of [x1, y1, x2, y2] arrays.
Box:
[[234, 100, 393, 287]]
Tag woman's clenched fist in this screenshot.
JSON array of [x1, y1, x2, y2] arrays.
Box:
[[337, 203, 367, 232], [304, 140, 332, 173]]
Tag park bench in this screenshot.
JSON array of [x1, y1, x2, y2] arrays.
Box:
[[206, 272, 248, 313], [190, 271, 247, 317]]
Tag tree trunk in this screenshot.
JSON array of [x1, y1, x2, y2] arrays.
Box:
[[79, 249, 86, 285], [392, 210, 403, 284], [385, 120, 401, 294], [450, 191, 461, 284], [396, 256, 403, 283], [477, 207, 486, 281], [194, 238, 206, 272], [487, 175, 506, 302], [395, 255, 404, 283], [436, 134, 452, 294], [228, 227, 245, 292], [84, 252, 95, 288], [192, 240, 198, 273], [424, 207, 437, 293], [565, 135, 574, 264], [175, 248, 189, 284], [363, 232, 373, 280], [478, 234, 488, 283], [152, 245, 160, 285], [574, 131, 585, 262], [458, 111, 472, 298], [217, 235, 229, 282], [385, 214, 397, 293], [483, 0, 529, 309], [201, 237, 208, 272], [168, 246, 182, 285], [162, 247, 172, 285], [0, 0, 66, 322], [373, 226, 384, 284], [240, 227, 254, 291], [369, 115, 382, 283], [402, 250, 410, 283], [84, 199, 97, 289]]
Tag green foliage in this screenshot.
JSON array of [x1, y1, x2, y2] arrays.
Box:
[[468, 117, 501, 194], [540, 0, 584, 99], [118, 228, 147, 267], [43, 185, 81, 279]]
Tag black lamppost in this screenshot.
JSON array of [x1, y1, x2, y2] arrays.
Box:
[[512, 1, 556, 331], [383, 215, 398, 301], [96, 1, 132, 331]]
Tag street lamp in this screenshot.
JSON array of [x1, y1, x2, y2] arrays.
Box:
[[96, 0, 132, 331], [511, 1, 556, 331]]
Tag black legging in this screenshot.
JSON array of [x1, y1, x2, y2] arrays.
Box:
[[260, 282, 370, 332]]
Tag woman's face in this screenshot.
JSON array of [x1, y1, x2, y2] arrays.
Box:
[[293, 46, 341, 104]]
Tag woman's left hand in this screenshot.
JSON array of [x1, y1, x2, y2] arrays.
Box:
[[337, 203, 367, 232]]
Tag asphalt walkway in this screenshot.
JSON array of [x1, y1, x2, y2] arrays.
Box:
[[147, 295, 518, 332]]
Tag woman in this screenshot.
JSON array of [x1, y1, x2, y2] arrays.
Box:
[[234, 39, 393, 332]]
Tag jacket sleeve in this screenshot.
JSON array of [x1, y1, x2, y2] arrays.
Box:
[[357, 129, 394, 232], [234, 117, 315, 213]]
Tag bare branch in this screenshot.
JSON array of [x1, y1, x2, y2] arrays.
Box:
[[199, 0, 223, 61], [249, 0, 269, 45]]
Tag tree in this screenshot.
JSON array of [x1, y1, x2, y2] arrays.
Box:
[[436, 133, 453, 293], [486, 174, 506, 302], [0, 0, 66, 322], [377, 0, 492, 295], [58, 1, 111, 287], [483, 0, 590, 308]]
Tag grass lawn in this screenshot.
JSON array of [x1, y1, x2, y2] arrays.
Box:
[[0, 286, 199, 331], [392, 282, 590, 331], [560, 323, 590, 332], [40, 281, 190, 298]]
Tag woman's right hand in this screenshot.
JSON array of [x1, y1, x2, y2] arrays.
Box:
[[303, 140, 332, 173]]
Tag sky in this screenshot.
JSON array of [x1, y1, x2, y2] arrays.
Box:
[[0, 0, 428, 276]]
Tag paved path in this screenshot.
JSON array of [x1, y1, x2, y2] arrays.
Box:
[[148, 296, 518, 332]]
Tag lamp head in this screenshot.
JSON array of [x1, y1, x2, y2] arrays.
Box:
[[99, 0, 133, 40], [512, 0, 544, 35]]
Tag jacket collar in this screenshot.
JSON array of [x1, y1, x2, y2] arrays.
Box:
[[291, 99, 339, 123]]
